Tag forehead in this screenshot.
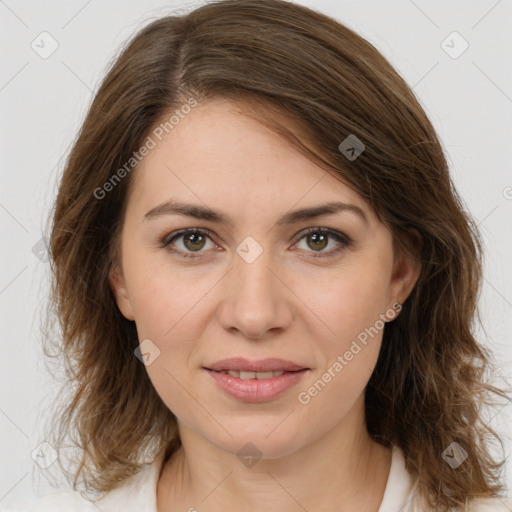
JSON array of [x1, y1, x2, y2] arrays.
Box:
[[127, 98, 373, 221]]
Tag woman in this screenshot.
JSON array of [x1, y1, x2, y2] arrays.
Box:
[[5, 0, 510, 510]]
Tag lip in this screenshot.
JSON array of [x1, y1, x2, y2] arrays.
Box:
[[203, 358, 310, 403], [205, 358, 308, 372], [205, 368, 309, 402]]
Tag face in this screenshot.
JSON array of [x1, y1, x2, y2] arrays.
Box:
[[110, 98, 419, 459]]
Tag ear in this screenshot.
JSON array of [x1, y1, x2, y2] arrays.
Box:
[[388, 229, 422, 308], [109, 263, 135, 321]]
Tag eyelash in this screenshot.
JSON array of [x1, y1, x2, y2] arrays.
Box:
[[159, 227, 351, 260]]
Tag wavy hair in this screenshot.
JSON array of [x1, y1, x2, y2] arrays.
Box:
[[42, 0, 510, 509]]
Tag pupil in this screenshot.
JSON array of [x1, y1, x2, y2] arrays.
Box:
[[185, 233, 205, 251], [309, 233, 327, 251]]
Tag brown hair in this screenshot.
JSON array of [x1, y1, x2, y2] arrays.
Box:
[[43, 0, 510, 509]]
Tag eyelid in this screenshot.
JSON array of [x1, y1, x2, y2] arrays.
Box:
[[160, 228, 213, 247]]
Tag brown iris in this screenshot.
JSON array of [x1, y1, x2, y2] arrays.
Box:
[[183, 233, 207, 251], [306, 232, 328, 251]]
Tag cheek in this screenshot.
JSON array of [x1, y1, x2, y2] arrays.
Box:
[[295, 258, 392, 350], [294, 270, 388, 428], [124, 260, 216, 397], [125, 253, 216, 339], [290, 257, 391, 410]]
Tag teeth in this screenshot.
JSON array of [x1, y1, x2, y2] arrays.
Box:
[[255, 371, 274, 379], [220, 370, 285, 379]]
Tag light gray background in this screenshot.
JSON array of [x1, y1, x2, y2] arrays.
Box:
[[1, 0, 511, 506]]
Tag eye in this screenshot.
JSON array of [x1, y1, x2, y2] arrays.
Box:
[[160, 228, 216, 259], [160, 227, 351, 260], [293, 227, 351, 258]]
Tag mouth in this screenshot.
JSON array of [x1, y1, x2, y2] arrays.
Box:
[[208, 369, 301, 380], [203, 358, 310, 402], [204, 357, 309, 374]]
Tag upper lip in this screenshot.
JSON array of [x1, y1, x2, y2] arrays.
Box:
[[205, 358, 308, 372]]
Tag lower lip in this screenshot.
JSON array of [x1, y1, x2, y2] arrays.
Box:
[[205, 369, 309, 402]]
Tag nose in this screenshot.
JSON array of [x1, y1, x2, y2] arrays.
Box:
[[216, 247, 293, 340]]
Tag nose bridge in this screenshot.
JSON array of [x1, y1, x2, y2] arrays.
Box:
[[235, 243, 274, 297], [218, 238, 290, 338]]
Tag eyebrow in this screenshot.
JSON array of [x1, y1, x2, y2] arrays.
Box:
[[144, 200, 369, 227]]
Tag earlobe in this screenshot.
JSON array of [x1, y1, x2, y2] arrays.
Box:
[[109, 263, 135, 321]]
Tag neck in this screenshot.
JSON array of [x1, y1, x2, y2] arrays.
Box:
[[157, 398, 392, 512]]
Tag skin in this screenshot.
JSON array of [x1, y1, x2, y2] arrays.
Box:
[[110, 98, 421, 512]]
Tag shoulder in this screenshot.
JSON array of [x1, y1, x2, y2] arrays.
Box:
[[467, 496, 512, 511], [0, 491, 99, 512], [2, 452, 166, 512], [408, 493, 512, 512]]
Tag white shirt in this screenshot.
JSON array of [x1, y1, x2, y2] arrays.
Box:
[[3, 445, 510, 511]]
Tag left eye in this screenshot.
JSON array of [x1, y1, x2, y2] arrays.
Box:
[[293, 227, 350, 257]]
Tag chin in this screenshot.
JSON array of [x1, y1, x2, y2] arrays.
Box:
[[203, 422, 307, 461]]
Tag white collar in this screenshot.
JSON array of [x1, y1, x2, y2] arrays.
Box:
[[377, 444, 418, 511]]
